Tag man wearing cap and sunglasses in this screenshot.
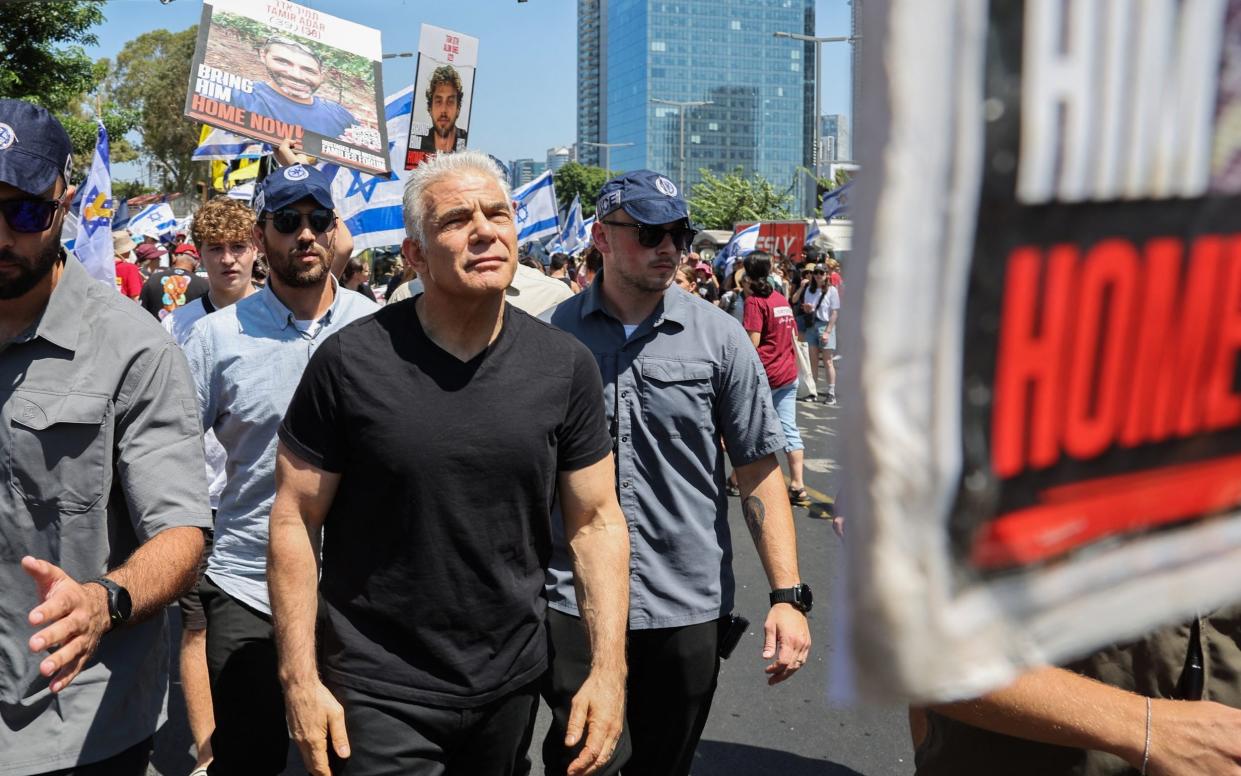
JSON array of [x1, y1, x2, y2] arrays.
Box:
[[0, 98, 212, 775], [180, 162, 377, 775], [541, 170, 813, 775]]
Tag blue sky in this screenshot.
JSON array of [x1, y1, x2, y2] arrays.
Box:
[[86, 0, 853, 178]]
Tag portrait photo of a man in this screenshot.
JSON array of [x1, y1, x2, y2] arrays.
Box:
[[231, 36, 361, 141], [418, 64, 470, 154]]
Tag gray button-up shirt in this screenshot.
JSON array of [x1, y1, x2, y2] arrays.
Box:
[[0, 255, 212, 775], [543, 278, 785, 629], [182, 281, 377, 615]]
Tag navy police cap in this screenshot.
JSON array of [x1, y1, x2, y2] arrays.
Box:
[[0, 99, 73, 196], [254, 164, 335, 214], [595, 170, 689, 225]]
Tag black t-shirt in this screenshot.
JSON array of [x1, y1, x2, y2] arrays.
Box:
[[139, 267, 209, 320], [278, 298, 612, 707]]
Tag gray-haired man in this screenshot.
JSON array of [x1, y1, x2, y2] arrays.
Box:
[[269, 150, 630, 776]]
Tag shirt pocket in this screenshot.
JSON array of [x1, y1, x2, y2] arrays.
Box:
[[639, 357, 714, 438], [9, 392, 112, 513]]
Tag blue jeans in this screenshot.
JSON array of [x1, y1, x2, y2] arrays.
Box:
[[771, 382, 803, 452]]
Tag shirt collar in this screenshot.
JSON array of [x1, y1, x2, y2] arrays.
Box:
[[31, 251, 85, 352], [581, 269, 692, 330], [257, 273, 342, 331]]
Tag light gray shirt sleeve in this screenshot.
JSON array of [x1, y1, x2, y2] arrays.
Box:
[[114, 341, 212, 539]]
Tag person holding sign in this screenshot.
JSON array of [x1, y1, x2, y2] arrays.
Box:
[[418, 65, 469, 154], [232, 36, 360, 143]]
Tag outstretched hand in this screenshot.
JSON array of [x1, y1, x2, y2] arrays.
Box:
[[22, 556, 110, 694]]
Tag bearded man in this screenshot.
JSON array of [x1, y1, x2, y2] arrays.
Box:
[[180, 163, 378, 776]]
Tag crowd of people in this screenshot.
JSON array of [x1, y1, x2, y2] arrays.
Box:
[[1, 71, 1233, 776], [0, 98, 816, 776]]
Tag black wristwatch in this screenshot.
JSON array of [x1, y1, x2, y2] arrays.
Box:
[[769, 583, 813, 613], [86, 577, 132, 629]]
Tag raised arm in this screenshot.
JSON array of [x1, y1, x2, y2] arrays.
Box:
[[268, 441, 347, 776], [557, 453, 631, 776]]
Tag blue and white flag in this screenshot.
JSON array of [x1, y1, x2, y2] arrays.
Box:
[[805, 221, 821, 243], [511, 170, 560, 245], [551, 195, 587, 254], [821, 181, 853, 220], [73, 121, 116, 286], [127, 203, 178, 240], [193, 126, 270, 161], [319, 86, 413, 253], [712, 222, 761, 273]]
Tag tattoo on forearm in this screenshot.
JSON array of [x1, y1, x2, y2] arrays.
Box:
[[743, 496, 766, 543]]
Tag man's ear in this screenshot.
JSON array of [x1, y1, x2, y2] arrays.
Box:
[[58, 185, 77, 209], [591, 220, 609, 255], [401, 237, 427, 276], [252, 223, 266, 254]]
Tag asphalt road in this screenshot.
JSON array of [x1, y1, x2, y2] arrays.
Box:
[[150, 396, 912, 776]]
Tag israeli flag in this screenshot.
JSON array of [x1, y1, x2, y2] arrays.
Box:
[[712, 222, 760, 273], [821, 181, 853, 220], [127, 203, 178, 240], [73, 121, 116, 286], [193, 126, 270, 161], [511, 170, 560, 245], [318, 86, 414, 253], [551, 195, 587, 254], [805, 221, 821, 243]]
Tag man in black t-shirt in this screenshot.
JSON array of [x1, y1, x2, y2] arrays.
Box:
[[269, 150, 631, 776], [138, 245, 208, 320]]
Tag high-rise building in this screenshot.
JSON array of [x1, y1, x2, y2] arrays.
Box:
[[820, 114, 851, 164], [547, 146, 573, 172], [509, 158, 548, 189], [850, 0, 862, 148], [577, 0, 816, 201]]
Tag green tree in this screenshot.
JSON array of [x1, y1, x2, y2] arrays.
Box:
[[0, 2, 139, 174], [553, 162, 612, 218], [112, 27, 202, 195], [688, 168, 795, 230], [112, 179, 155, 203]]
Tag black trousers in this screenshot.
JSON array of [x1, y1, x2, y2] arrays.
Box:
[[327, 679, 540, 776], [199, 575, 289, 776], [37, 737, 152, 776], [542, 610, 720, 776]]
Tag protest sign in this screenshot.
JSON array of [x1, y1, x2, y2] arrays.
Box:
[[843, 0, 1241, 702], [404, 24, 478, 170], [184, 0, 388, 175]]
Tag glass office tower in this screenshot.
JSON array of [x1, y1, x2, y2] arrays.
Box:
[[577, 0, 816, 202]]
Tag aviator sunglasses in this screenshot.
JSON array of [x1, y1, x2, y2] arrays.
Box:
[[601, 220, 697, 251], [0, 199, 61, 234], [264, 207, 336, 235]]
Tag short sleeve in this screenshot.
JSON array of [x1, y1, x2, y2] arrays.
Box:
[[278, 333, 348, 472], [556, 339, 613, 472], [114, 342, 212, 539], [741, 295, 764, 334], [828, 286, 841, 312], [717, 332, 786, 467]]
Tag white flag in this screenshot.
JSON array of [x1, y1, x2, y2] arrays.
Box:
[[73, 122, 116, 286]]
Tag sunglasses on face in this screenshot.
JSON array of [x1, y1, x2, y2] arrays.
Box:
[[601, 220, 697, 251], [0, 198, 60, 234], [265, 208, 335, 235]]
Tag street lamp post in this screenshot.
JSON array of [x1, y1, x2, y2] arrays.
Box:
[[772, 31, 859, 212], [581, 141, 634, 174], [650, 98, 713, 195]]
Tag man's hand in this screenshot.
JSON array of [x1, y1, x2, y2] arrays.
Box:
[[283, 679, 350, 776], [273, 137, 316, 167], [832, 514, 845, 539], [22, 556, 110, 694], [564, 666, 626, 776], [1144, 699, 1241, 776], [762, 603, 811, 685]]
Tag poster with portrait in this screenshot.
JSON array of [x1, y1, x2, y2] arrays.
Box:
[[404, 24, 478, 170], [844, 0, 1241, 702], [183, 0, 389, 175]]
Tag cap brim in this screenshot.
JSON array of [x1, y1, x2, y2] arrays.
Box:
[[0, 150, 60, 197], [265, 188, 335, 212], [621, 197, 688, 225]]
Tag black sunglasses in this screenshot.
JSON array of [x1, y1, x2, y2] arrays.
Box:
[[601, 220, 696, 251], [265, 207, 335, 235], [0, 199, 60, 234]]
